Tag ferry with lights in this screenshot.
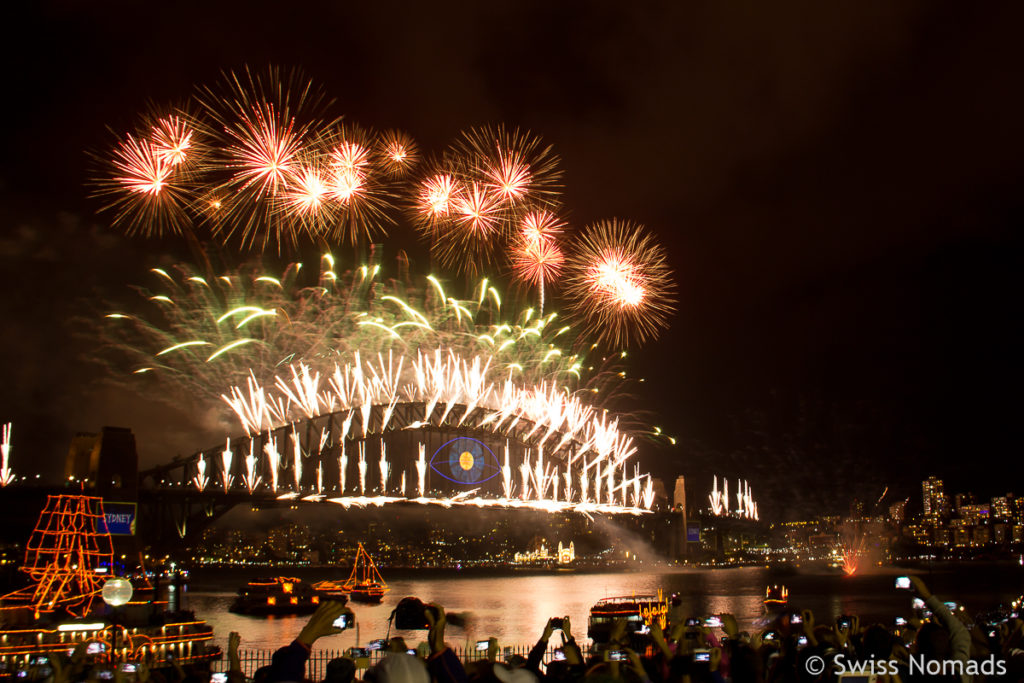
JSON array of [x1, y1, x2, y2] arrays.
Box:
[[0, 494, 219, 675], [588, 589, 670, 645], [229, 576, 341, 616]]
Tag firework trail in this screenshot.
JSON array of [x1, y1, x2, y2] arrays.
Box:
[[709, 475, 724, 515], [642, 477, 655, 509], [502, 443, 513, 498], [221, 438, 234, 491], [338, 446, 348, 495], [291, 427, 302, 491], [264, 434, 281, 492], [378, 439, 390, 494], [566, 219, 676, 347], [103, 259, 607, 412], [579, 460, 589, 504], [358, 441, 367, 495], [1, 423, 15, 487], [415, 443, 427, 497], [519, 456, 532, 501], [242, 441, 261, 493], [192, 454, 209, 491]]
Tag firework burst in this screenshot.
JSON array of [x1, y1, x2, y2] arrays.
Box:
[[318, 124, 394, 244], [565, 219, 676, 347], [511, 210, 567, 310], [93, 68, 677, 360], [92, 117, 199, 236], [456, 125, 562, 210], [376, 129, 419, 179], [196, 67, 327, 248], [412, 169, 462, 235]]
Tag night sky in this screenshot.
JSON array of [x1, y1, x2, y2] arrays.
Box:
[[1, 2, 1021, 518]]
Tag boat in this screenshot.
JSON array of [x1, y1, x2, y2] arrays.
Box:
[[763, 584, 789, 613], [0, 494, 219, 675], [588, 589, 670, 645], [342, 543, 388, 604], [229, 577, 340, 616]]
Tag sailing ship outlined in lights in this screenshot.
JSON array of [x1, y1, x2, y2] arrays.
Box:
[[342, 543, 389, 604]]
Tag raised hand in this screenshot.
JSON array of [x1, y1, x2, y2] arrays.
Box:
[[228, 631, 241, 671], [802, 610, 818, 646], [908, 576, 932, 601], [297, 600, 351, 648], [624, 648, 646, 678], [425, 603, 447, 654], [609, 618, 628, 648], [833, 622, 850, 649], [650, 621, 672, 658], [721, 613, 739, 639]]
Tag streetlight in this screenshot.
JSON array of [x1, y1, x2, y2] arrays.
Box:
[[102, 578, 133, 663]]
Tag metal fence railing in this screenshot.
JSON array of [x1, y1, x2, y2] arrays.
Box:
[[218, 645, 595, 680]]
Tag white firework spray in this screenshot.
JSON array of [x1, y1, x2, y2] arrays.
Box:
[[221, 437, 234, 491], [291, 426, 303, 491], [264, 434, 281, 492], [378, 439, 390, 493], [501, 442, 513, 499], [338, 445, 348, 495], [358, 441, 368, 495], [519, 453, 532, 501], [192, 454, 209, 491], [415, 442, 427, 497], [1, 423, 15, 487], [242, 440, 261, 493]]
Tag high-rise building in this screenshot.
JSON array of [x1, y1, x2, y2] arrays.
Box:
[[889, 500, 907, 525], [922, 476, 944, 519], [992, 496, 1011, 519]]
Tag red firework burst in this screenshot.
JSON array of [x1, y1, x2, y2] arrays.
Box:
[[565, 219, 676, 347]]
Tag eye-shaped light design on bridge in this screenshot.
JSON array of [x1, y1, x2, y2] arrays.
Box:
[[429, 437, 501, 485]]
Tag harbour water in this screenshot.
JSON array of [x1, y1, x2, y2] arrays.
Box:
[[181, 563, 1024, 652]]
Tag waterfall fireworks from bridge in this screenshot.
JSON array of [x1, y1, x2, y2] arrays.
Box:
[[91, 66, 679, 519]]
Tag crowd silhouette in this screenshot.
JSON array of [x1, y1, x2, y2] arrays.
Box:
[[13, 575, 1024, 683]]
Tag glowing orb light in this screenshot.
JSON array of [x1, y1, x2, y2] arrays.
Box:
[[101, 577, 133, 607]]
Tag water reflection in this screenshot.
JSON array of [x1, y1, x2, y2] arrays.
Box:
[[182, 565, 1022, 652]]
